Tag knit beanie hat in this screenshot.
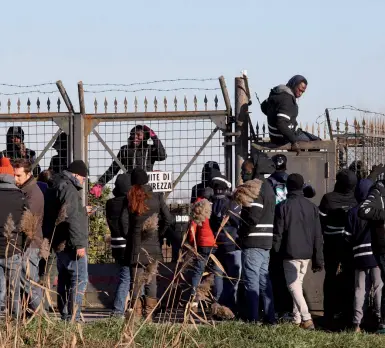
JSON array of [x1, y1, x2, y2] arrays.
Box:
[[131, 168, 149, 186], [0, 157, 14, 176], [287, 173, 305, 192], [210, 170, 232, 190], [67, 160, 88, 177]]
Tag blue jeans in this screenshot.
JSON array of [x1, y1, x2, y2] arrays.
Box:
[[56, 251, 88, 321], [21, 248, 43, 311], [112, 260, 131, 315], [214, 249, 242, 310], [190, 247, 221, 300], [242, 248, 275, 323], [0, 254, 22, 318]]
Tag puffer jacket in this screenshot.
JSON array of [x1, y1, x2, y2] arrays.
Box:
[[121, 185, 173, 265], [97, 126, 167, 185], [319, 170, 357, 247], [358, 180, 385, 255]]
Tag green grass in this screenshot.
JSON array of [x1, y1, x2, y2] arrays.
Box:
[[5, 319, 385, 347]]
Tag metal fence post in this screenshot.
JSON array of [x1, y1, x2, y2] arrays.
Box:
[[77, 81, 87, 205], [219, 76, 233, 187], [234, 76, 249, 186]]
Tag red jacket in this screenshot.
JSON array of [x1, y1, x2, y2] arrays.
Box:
[[188, 198, 216, 248]]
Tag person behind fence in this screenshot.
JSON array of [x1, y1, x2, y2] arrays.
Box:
[[0, 157, 28, 318], [358, 178, 385, 333], [120, 168, 172, 321], [2, 126, 41, 176], [233, 151, 276, 324], [209, 171, 242, 314], [90, 125, 167, 198], [13, 158, 44, 313], [273, 173, 324, 330], [187, 186, 222, 312], [319, 169, 357, 326], [42, 160, 89, 322], [49, 132, 68, 174], [260, 75, 320, 155], [191, 161, 220, 203], [106, 174, 132, 317], [345, 177, 383, 332]]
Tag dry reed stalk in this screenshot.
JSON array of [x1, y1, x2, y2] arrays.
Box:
[[142, 213, 159, 241], [190, 199, 212, 226], [233, 179, 262, 207], [20, 209, 41, 246]]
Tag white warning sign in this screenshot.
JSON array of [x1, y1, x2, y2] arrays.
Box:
[[147, 171, 173, 192]]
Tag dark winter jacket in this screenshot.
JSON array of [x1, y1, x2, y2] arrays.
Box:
[[191, 161, 220, 203], [42, 171, 88, 252], [234, 179, 276, 250], [106, 174, 131, 260], [49, 132, 68, 174], [20, 176, 44, 249], [121, 185, 173, 265], [97, 126, 167, 185], [2, 126, 41, 176], [209, 194, 241, 252], [37, 181, 48, 195], [0, 174, 28, 257], [319, 170, 357, 249], [261, 85, 298, 145], [273, 190, 324, 267], [345, 178, 377, 269], [358, 180, 385, 255]]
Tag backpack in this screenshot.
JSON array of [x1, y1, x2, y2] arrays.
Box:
[[268, 177, 288, 204]]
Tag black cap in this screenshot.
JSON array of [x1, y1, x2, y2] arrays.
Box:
[[131, 168, 149, 186], [272, 154, 287, 171], [67, 160, 88, 177], [287, 173, 305, 192]]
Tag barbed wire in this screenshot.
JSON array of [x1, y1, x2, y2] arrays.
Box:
[[84, 87, 220, 94], [316, 105, 385, 124], [0, 90, 58, 96], [0, 82, 55, 88], [83, 77, 218, 88]]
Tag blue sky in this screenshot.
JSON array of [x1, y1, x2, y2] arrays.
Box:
[[1, 0, 384, 199], [1, 0, 385, 124]]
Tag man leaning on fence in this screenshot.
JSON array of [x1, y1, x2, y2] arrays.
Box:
[[42, 160, 89, 322], [13, 158, 44, 313], [90, 125, 167, 198]]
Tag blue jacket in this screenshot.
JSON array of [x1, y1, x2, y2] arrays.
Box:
[[345, 178, 377, 269], [209, 194, 241, 252]]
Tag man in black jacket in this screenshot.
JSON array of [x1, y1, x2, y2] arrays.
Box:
[[190, 161, 220, 203], [233, 151, 276, 323], [273, 174, 323, 330], [319, 169, 357, 323], [90, 125, 167, 197], [261, 75, 319, 155], [0, 157, 28, 318], [358, 180, 385, 331], [43, 160, 89, 321], [106, 174, 131, 317], [49, 132, 68, 174]]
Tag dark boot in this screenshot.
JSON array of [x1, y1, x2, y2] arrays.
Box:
[[144, 297, 158, 322]]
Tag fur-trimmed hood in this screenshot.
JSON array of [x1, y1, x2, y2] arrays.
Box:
[[233, 179, 262, 207]]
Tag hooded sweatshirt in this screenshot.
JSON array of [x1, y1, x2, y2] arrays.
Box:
[[97, 125, 167, 185], [190, 161, 220, 203], [105, 174, 131, 260], [261, 84, 299, 145], [345, 178, 377, 269], [319, 170, 357, 246], [0, 174, 28, 257], [49, 132, 68, 174], [2, 126, 41, 176]]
